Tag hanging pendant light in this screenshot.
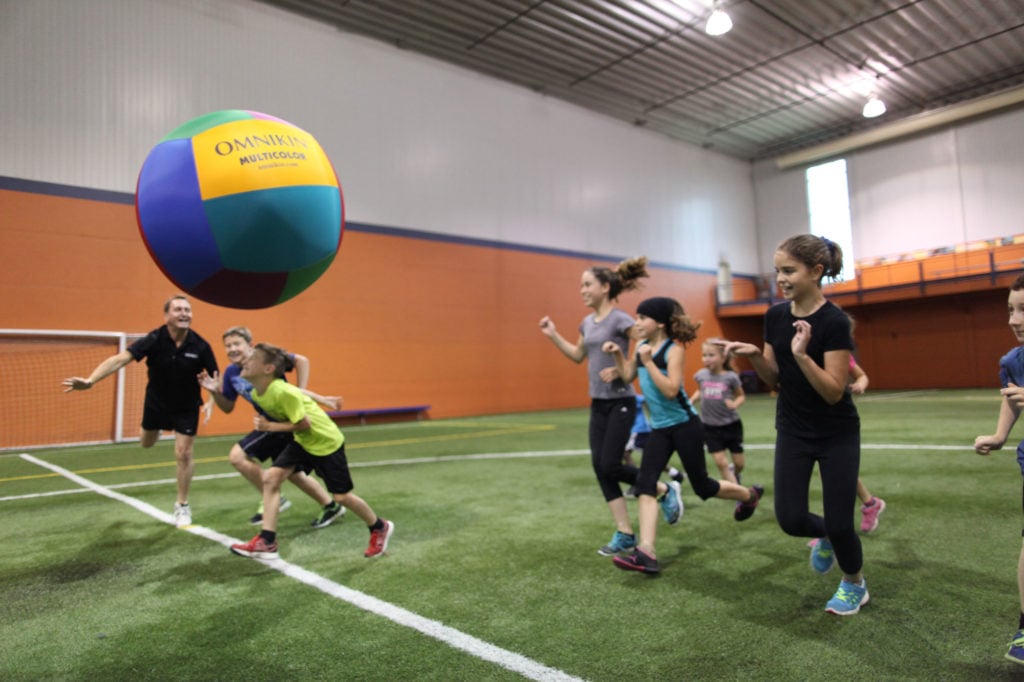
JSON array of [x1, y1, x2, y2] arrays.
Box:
[[705, 3, 733, 36], [862, 95, 886, 118]]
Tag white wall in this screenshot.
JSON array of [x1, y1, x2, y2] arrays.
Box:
[[0, 0, 759, 273], [753, 106, 1024, 272]]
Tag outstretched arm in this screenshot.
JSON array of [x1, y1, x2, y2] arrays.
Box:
[[292, 353, 311, 389], [63, 350, 133, 392], [539, 316, 586, 363], [300, 387, 341, 411], [975, 393, 1022, 455], [719, 340, 779, 390], [197, 369, 236, 414]]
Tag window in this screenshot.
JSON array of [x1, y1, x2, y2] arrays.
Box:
[[806, 159, 855, 278]]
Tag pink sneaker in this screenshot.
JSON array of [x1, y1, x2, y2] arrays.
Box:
[[365, 519, 394, 558], [860, 497, 886, 533]]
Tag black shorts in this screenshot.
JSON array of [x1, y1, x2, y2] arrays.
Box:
[[703, 420, 744, 454], [272, 441, 353, 494], [141, 405, 199, 436], [238, 430, 295, 463]]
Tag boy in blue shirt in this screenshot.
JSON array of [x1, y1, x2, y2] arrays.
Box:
[[975, 273, 1024, 665]]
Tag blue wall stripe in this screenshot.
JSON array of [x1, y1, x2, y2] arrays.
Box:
[[0, 175, 744, 278]]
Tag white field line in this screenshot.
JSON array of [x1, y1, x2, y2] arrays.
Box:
[[2, 444, 976, 502], [18, 453, 583, 682]]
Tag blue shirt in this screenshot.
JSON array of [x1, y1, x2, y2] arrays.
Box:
[[998, 346, 1024, 474]]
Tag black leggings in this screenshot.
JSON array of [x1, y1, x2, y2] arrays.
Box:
[[636, 419, 721, 500], [774, 428, 863, 576], [589, 398, 638, 502]]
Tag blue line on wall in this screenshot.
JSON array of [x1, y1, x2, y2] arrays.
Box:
[[0, 175, 735, 277]]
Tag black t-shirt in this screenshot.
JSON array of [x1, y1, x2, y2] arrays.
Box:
[[764, 300, 858, 437], [128, 326, 218, 413]]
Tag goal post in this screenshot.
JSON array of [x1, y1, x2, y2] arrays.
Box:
[[0, 329, 148, 450]]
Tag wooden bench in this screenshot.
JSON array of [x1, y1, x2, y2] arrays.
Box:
[[327, 405, 430, 425]]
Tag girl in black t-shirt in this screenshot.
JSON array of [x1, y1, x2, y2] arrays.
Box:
[[722, 235, 868, 616]]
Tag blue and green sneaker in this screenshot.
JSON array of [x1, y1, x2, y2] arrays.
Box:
[[809, 537, 837, 574], [659, 480, 683, 525], [1006, 630, 1024, 665], [825, 579, 869, 615]]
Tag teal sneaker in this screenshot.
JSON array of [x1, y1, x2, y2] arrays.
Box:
[[597, 531, 636, 556], [1006, 630, 1024, 665], [809, 537, 837, 574], [825, 579, 869, 615], [659, 480, 683, 525]]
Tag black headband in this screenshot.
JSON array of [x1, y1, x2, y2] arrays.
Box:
[[636, 297, 677, 325]]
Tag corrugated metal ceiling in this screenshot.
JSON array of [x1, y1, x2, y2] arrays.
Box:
[[256, 0, 1024, 161]]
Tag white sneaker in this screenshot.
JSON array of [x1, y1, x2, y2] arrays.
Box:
[[174, 502, 192, 528]]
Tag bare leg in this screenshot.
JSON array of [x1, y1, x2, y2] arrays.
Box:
[[732, 452, 746, 480], [229, 444, 264, 492], [857, 478, 872, 504], [334, 491, 380, 526], [716, 479, 755, 502], [608, 496, 633, 535], [172, 432, 196, 505], [288, 471, 332, 506], [260, 466, 293, 533], [711, 450, 737, 483], [636, 495, 659, 557]]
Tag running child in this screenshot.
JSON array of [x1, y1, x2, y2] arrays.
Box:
[[974, 273, 1024, 664], [539, 257, 682, 557], [198, 326, 346, 528], [229, 343, 393, 560], [604, 296, 764, 575], [722, 234, 868, 615], [689, 339, 746, 486]]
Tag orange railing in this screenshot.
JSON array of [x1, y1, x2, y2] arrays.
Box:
[[717, 236, 1024, 315]]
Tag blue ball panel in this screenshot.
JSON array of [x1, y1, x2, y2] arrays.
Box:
[[203, 185, 342, 272], [136, 139, 224, 288]]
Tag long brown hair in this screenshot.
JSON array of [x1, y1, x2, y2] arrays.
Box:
[[589, 255, 649, 301]]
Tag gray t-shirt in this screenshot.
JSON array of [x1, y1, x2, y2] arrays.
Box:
[[693, 368, 742, 426], [581, 309, 636, 399]]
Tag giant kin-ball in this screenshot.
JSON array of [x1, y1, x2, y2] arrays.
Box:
[[135, 110, 344, 309]]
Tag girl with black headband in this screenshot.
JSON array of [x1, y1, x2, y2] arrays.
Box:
[[603, 296, 764, 575], [722, 234, 868, 615], [539, 256, 683, 558]]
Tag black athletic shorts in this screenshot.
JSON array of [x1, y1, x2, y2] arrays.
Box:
[[703, 420, 744, 454], [272, 441, 353, 494], [141, 405, 199, 436], [238, 430, 295, 463]]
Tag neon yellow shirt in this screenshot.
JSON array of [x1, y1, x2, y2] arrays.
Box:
[[252, 378, 344, 455]]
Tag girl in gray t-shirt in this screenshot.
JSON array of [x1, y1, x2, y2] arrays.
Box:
[[540, 256, 683, 557]]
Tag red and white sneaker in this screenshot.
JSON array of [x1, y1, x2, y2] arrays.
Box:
[[365, 519, 394, 558], [230, 534, 279, 560]]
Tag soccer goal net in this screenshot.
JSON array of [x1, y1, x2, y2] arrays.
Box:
[[0, 329, 148, 450]]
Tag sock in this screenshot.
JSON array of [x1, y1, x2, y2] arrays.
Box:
[[370, 518, 385, 532], [1018, 612, 1024, 630], [325, 501, 339, 511], [864, 497, 877, 508], [260, 530, 276, 544]]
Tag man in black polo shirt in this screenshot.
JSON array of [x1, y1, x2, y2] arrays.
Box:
[[63, 295, 218, 527]]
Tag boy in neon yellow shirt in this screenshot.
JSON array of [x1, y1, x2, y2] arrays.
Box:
[[230, 343, 394, 559]]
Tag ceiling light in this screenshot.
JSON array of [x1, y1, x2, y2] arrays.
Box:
[[705, 6, 732, 36], [862, 96, 886, 118]]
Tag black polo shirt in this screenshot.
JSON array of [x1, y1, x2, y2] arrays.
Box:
[[128, 326, 218, 413]]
